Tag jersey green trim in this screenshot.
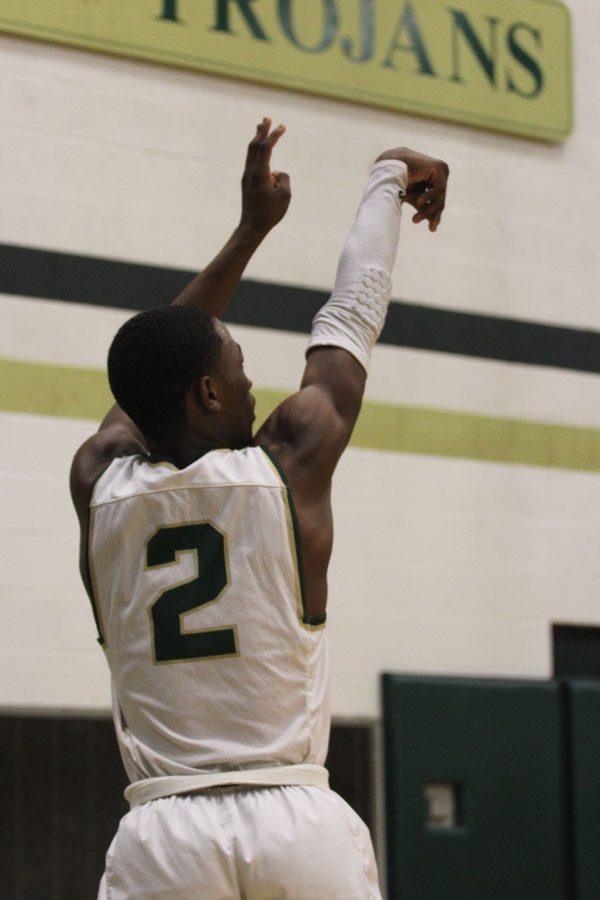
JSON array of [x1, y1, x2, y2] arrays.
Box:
[[84, 461, 113, 646], [260, 447, 326, 628]]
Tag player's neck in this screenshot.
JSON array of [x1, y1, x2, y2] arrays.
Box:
[[146, 431, 227, 469]]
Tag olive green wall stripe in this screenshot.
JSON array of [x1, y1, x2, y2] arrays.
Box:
[[3, 357, 600, 473], [0, 357, 114, 421], [226, 387, 600, 473], [351, 402, 600, 472]]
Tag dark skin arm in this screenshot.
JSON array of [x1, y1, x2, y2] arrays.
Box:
[[255, 145, 449, 619], [171, 122, 290, 315], [70, 118, 291, 527], [70, 120, 448, 624], [70, 119, 291, 599]]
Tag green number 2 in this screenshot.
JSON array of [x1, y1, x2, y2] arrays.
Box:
[[146, 523, 238, 664]]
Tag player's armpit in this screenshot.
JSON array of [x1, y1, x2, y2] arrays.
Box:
[[70, 423, 147, 523], [255, 374, 357, 498], [302, 345, 366, 423]]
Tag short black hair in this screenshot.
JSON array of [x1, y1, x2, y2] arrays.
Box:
[[108, 306, 223, 438]]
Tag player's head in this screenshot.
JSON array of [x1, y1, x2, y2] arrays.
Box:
[[108, 306, 254, 448]]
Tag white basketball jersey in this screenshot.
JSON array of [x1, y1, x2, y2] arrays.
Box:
[[87, 447, 330, 783]]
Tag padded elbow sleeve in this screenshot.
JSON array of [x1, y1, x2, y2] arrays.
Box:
[[307, 160, 407, 373]]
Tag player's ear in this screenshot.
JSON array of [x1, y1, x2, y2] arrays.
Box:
[[192, 375, 221, 413]]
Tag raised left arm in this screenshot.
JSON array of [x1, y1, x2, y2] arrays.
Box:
[[71, 117, 291, 520], [172, 117, 290, 315], [96, 117, 290, 437]]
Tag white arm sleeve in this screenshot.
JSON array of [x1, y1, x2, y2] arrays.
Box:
[[306, 159, 407, 373]]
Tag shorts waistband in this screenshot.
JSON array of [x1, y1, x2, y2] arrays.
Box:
[[125, 764, 330, 808]]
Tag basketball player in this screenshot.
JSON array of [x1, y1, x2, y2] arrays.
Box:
[[70, 118, 448, 899]]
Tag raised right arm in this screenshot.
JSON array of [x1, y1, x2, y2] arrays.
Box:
[[256, 147, 450, 496], [255, 145, 448, 621]]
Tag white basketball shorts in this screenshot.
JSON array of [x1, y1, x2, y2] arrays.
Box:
[[98, 784, 382, 899]]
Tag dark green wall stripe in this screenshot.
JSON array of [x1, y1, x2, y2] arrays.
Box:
[[2, 242, 600, 374]]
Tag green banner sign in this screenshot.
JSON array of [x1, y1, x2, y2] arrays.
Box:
[[0, 0, 572, 142]]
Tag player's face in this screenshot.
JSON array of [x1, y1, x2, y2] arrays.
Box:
[[212, 325, 256, 449]]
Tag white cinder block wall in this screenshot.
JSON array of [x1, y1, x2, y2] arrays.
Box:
[[1, 0, 600, 718]]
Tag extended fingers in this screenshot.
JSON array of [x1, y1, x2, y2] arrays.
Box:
[[246, 117, 286, 169], [245, 118, 270, 168], [254, 116, 271, 141], [268, 124, 286, 154]]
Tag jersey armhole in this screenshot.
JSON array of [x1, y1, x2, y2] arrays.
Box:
[[260, 447, 326, 629], [82, 461, 114, 646]]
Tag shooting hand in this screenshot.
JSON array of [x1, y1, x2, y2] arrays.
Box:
[[240, 117, 291, 235], [376, 147, 449, 232]]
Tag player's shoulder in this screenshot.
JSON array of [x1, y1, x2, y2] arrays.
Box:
[[256, 385, 346, 460], [257, 385, 343, 444], [69, 424, 147, 523], [254, 385, 347, 504]]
